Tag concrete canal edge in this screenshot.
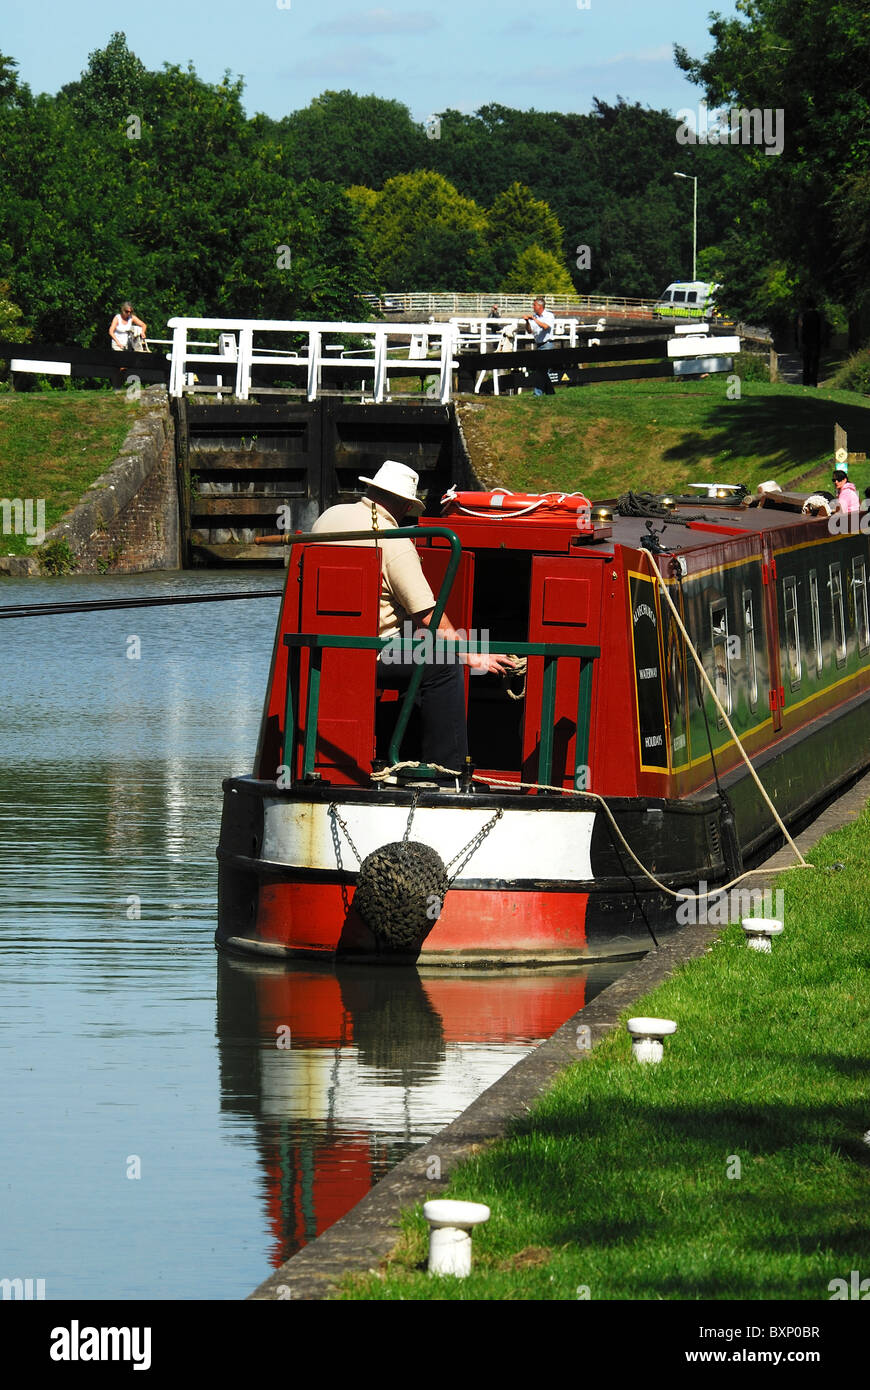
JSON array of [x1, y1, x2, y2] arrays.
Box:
[[247, 770, 870, 1301]]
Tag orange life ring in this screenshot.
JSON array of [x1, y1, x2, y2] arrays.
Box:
[[441, 488, 591, 519]]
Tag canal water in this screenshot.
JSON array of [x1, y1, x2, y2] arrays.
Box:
[[0, 570, 625, 1300]]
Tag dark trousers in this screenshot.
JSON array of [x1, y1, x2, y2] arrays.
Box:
[[377, 655, 468, 772], [533, 341, 556, 395]]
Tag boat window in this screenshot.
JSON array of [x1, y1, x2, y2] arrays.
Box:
[[808, 570, 823, 674], [674, 290, 686, 303], [853, 558, 870, 654], [742, 589, 758, 711], [710, 599, 732, 726], [783, 577, 801, 689], [830, 563, 847, 667]]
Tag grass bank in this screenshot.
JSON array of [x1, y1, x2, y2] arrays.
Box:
[[0, 391, 147, 556], [342, 806, 870, 1300], [458, 370, 870, 501]]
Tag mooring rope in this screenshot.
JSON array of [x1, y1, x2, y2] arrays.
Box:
[[365, 761, 810, 902]]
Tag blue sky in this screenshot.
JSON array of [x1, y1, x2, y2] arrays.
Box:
[[6, 0, 738, 123]]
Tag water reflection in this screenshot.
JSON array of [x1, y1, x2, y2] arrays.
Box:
[[0, 570, 629, 1297], [217, 955, 623, 1269]]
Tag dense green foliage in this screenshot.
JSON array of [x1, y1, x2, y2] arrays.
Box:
[[675, 0, 870, 337], [0, 37, 373, 347], [286, 95, 735, 299], [3, 4, 870, 349], [0, 36, 735, 346]]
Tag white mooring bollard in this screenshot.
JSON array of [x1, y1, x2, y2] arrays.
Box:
[[626, 1017, 677, 1064], [423, 1199, 490, 1277], [741, 917, 784, 953]]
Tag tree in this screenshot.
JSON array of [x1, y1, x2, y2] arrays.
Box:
[[61, 32, 150, 126], [355, 171, 494, 291], [0, 51, 26, 105], [0, 279, 30, 381], [674, 0, 870, 334], [277, 90, 428, 188], [485, 183, 565, 280], [501, 246, 576, 297], [0, 39, 375, 348]]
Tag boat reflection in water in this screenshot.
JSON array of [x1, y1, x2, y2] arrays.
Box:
[[217, 955, 625, 1268]]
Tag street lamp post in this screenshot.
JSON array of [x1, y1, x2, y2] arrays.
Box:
[[673, 172, 698, 281]]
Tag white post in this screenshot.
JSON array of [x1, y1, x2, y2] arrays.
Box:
[[423, 1200, 490, 1277], [372, 330, 387, 403], [169, 324, 187, 397], [741, 918, 783, 953], [307, 328, 320, 402], [235, 327, 253, 401], [626, 1017, 677, 1064], [438, 329, 453, 404]]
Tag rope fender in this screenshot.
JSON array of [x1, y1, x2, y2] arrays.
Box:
[[329, 798, 504, 950], [353, 841, 448, 950]]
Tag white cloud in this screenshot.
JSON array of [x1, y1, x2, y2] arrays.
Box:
[[501, 45, 674, 87], [281, 43, 397, 78], [311, 8, 438, 37], [606, 44, 672, 65]]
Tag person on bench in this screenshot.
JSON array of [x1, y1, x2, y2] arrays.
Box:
[[312, 460, 512, 778]]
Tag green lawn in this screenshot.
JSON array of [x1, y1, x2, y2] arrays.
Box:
[[342, 806, 870, 1301], [0, 391, 148, 555], [458, 366, 870, 502]]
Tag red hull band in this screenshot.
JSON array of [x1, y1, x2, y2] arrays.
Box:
[[253, 881, 589, 958], [249, 969, 590, 1045]]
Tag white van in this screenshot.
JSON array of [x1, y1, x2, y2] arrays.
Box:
[[654, 281, 720, 320]]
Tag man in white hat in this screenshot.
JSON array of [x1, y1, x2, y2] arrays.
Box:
[[312, 460, 512, 774]]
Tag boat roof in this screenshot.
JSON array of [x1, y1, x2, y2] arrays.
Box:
[[597, 494, 825, 555], [428, 491, 832, 558]]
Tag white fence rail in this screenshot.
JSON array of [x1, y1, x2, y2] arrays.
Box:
[[166, 317, 457, 403], [163, 316, 738, 402], [372, 292, 660, 318]]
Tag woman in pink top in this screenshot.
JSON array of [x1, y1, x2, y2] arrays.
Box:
[[832, 470, 859, 513]]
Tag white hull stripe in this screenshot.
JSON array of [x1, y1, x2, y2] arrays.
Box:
[[261, 800, 596, 882]]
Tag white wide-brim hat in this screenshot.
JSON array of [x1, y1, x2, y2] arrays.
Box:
[[359, 459, 425, 516]]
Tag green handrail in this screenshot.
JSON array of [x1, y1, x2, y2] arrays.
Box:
[[282, 629, 600, 785]]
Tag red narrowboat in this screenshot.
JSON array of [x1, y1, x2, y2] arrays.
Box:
[[216, 488, 870, 965]]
